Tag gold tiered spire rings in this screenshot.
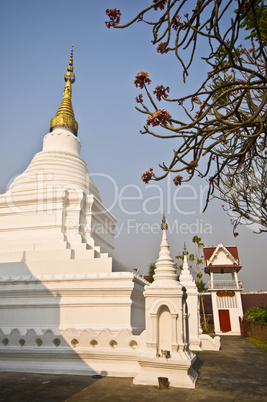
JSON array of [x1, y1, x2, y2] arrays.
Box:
[[161, 212, 168, 230], [50, 45, 78, 136], [183, 242, 188, 256]]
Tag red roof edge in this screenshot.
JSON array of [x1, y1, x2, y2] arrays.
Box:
[[203, 245, 240, 266]]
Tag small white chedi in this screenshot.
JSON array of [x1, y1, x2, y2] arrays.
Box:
[[0, 48, 219, 387], [133, 215, 198, 388]]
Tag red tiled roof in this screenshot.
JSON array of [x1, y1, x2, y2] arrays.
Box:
[[203, 245, 240, 265], [203, 247, 216, 262], [226, 246, 239, 261]]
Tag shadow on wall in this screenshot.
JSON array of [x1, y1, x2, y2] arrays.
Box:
[[0, 252, 107, 377], [130, 289, 146, 335]]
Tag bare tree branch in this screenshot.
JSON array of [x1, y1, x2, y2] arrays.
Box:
[[106, 0, 267, 231]]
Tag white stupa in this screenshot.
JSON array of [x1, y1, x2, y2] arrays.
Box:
[[133, 214, 198, 388], [0, 49, 219, 381], [0, 47, 146, 341]]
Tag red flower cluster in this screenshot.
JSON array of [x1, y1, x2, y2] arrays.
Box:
[[136, 94, 143, 103], [105, 8, 121, 28], [147, 109, 172, 127], [157, 42, 169, 54], [153, 0, 167, 11], [194, 110, 203, 119], [141, 168, 155, 184], [134, 72, 151, 89], [153, 85, 170, 101], [173, 175, 183, 186], [186, 161, 198, 173], [172, 15, 184, 30]]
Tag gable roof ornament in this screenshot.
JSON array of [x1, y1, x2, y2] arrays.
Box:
[[207, 242, 238, 266]]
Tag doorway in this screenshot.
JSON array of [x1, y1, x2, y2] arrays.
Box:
[[219, 309, 231, 332]]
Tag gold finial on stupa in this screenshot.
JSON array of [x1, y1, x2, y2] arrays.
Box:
[[183, 242, 188, 255], [161, 212, 168, 230], [50, 45, 78, 136]]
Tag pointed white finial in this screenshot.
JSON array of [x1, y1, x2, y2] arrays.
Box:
[[179, 243, 197, 287], [152, 215, 178, 283], [182, 245, 190, 273]]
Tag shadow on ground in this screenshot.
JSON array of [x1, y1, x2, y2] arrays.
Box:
[[0, 336, 266, 402]]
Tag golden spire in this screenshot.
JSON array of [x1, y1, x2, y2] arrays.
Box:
[[161, 212, 168, 230], [50, 45, 78, 136]]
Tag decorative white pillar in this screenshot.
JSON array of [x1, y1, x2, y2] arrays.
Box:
[[233, 271, 239, 288], [210, 271, 214, 289], [133, 214, 198, 388]]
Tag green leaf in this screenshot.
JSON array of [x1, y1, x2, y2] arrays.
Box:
[[189, 253, 195, 261]]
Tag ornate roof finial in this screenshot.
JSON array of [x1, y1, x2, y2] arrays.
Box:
[[161, 212, 168, 230], [183, 242, 188, 255], [50, 45, 78, 136], [153, 216, 178, 283]]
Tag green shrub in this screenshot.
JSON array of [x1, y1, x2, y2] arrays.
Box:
[[244, 304, 267, 323], [246, 337, 267, 351]]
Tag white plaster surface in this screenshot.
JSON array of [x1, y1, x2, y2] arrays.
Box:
[[133, 229, 198, 388], [211, 290, 243, 335], [179, 254, 220, 351], [0, 327, 147, 376], [199, 334, 221, 350], [0, 126, 217, 383], [133, 352, 198, 388], [206, 243, 243, 335], [0, 128, 147, 378]]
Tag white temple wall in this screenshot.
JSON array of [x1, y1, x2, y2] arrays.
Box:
[[86, 196, 116, 253], [0, 258, 113, 277], [0, 132, 117, 258], [0, 272, 146, 333], [211, 291, 243, 335], [0, 54, 150, 379], [0, 327, 147, 376], [0, 195, 116, 259]]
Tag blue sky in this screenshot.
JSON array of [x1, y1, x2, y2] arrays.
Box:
[[0, 0, 266, 291]]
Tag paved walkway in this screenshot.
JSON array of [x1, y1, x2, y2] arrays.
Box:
[[0, 336, 266, 402]]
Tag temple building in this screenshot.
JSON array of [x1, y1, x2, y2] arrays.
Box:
[[204, 243, 243, 335], [0, 47, 146, 338], [0, 48, 219, 387]]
